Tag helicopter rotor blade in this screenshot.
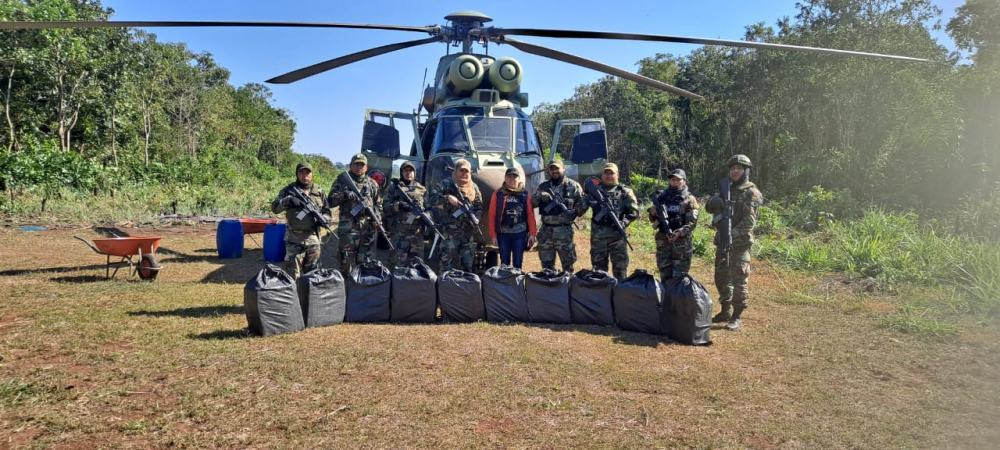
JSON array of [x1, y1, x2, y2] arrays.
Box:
[[266, 36, 443, 84], [501, 37, 703, 100], [495, 28, 928, 62], [0, 20, 436, 33]]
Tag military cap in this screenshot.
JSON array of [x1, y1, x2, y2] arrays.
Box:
[[669, 169, 687, 180], [602, 162, 619, 174], [295, 162, 313, 173], [728, 154, 752, 168], [454, 159, 472, 171], [505, 167, 520, 177], [548, 159, 565, 169], [400, 161, 416, 172], [350, 153, 368, 165]]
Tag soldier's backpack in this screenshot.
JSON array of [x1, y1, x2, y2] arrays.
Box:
[[613, 269, 663, 335], [244, 264, 305, 336], [438, 270, 485, 322], [483, 265, 528, 323], [525, 269, 572, 324], [346, 260, 392, 322], [296, 268, 346, 328], [660, 274, 713, 345], [391, 257, 438, 323], [570, 269, 616, 326]]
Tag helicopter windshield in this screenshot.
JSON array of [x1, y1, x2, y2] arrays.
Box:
[[432, 116, 470, 154], [468, 117, 511, 152], [515, 119, 541, 156]]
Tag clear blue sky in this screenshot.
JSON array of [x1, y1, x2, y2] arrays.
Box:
[[101, 0, 963, 165]]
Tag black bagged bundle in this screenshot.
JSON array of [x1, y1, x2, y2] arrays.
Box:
[[296, 268, 346, 328], [569, 269, 616, 326], [483, 265, 528, 323], [346, 260, 392, 322], [613, 269, 663, 334], [438, 270, 485, 322], [524, 269, 572, 324], [391, 258, 438, 323], [660, 274, 713, 345], [244, 264, 304, 336]]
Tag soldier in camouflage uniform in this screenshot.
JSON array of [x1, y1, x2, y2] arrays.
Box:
[[382, 161, 427, 268], [532, 159, 584, 273], [705, 154, 762, 331], [649, 168, 700, 281], [576, 162, 640, 280], [271, 162, 332, 279], [328, 153, 382, 277], [428, 159, 483, 273]]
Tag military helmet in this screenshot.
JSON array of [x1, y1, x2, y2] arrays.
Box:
[[728, 154, 752, 168]]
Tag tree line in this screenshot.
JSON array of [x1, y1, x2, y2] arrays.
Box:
[[532, 0, 998, 217], [0, 0, 306, 202]]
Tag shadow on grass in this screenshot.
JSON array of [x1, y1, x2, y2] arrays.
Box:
[[187, 328, 250, 340], [50, 274, 116, 283], [519, 322, 678, 348], [0, 264, 110, 278], [129, 305, 244, 318]]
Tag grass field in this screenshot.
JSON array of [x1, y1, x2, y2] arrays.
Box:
[[2, 223, 998, 448]]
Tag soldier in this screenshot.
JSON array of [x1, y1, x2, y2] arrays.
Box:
[[704, 154, 762, 331], [649, 169, 700, 281], [429, 159, 483, 273], [488, 168, 537, 269], [271, 162, 332, 278], [576, 162, 640, 280], [328, 153, 382, 276], [383, 161, 427, 268], [532, 159, 584, 273]]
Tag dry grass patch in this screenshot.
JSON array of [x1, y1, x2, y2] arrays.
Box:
[[0, 224, 998, 448]]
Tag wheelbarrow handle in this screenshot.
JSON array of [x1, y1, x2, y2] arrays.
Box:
[[74, 235, 101, 254]]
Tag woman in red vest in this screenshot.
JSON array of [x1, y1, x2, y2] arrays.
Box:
[[489, 168, 537, 269]]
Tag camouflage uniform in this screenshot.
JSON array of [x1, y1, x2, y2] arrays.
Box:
[[707, 154, 763, 329], [271, 180, 331, 279], [577, 182, 640, 280], [328, 172, 382, 276], [383, 178, 428, 268], [532, 176, 583, 272], [650, 186, 700, 281], [429, 178, 483, 273]]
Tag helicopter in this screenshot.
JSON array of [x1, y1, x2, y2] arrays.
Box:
[[2, 10, 926, 269]]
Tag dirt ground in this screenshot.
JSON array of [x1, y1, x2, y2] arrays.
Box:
[[1, 222, 998, 449]]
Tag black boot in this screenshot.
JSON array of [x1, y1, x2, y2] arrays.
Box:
[[712, 304, 732, 323], [725, 305, 745, 330]]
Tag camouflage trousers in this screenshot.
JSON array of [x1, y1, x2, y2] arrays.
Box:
[[591, 233, 629, 280], [439, 230, 477, 273], [656, 231, 694, 281], [537, 223, 577, 273], [283, 230, 322, 279], [388, 226, 425, 268], [337, 220, 376, 276], [715, 244, 752, 309]]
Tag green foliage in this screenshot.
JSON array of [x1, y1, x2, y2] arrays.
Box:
[[879, 303, 960, 339], [0, 379, 45, 406], [629, 173, 670, 200]]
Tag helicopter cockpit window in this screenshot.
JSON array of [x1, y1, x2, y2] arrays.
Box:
[[468, 117, 511, 152], [515, 119, 541, 156], [432, 116, 470, 155]]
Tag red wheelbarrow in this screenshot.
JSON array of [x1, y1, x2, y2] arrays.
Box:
[[74, 235, 162, 281]]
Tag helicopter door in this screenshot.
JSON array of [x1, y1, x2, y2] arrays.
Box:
[[550, 119, 607, 186], [361, 109, 423, 188]]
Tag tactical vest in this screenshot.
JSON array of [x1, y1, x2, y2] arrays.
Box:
[[593, 185, 629, 226], [494, 190, 529, 234], [658, 188, 691, 232]]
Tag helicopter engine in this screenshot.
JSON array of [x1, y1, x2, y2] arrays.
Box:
[[444, 54, 485, 97], [486, 57, 522, 95]]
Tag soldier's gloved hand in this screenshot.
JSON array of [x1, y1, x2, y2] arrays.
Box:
[[397, 202, 412, 212], [345, 191, 360, 204], [563, 209, 577, 219], [588, 199, 600, 208], [540, 192, 553, 202], [284, 196, 302, 207]]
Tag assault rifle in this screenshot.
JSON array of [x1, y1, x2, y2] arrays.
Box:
[[286, 187, 337, 239], [717, 177, 733, 267], [585, 181, 634, 251], [452, 189, 486, 242], [337, 171, 393, 250], [650, 191, 678, 252], [542, 184, 581, 229], [391, 179, 445, 241]]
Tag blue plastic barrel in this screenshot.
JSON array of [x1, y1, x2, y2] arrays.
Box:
[[263, 223, 287, 263], [216, 219, 244, 259]]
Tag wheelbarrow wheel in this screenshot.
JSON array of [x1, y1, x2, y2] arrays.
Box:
[[137, 254, 159, 281]]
